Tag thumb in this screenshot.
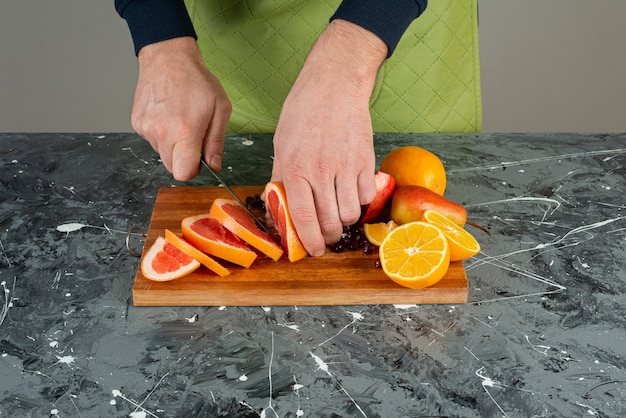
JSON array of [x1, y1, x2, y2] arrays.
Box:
[[171, 138, 202, 181]]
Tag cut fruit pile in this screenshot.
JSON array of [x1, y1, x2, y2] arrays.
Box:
[[141, 145, 484, 289], [361, 146, 484, 289], [141, 181, 304, 282]]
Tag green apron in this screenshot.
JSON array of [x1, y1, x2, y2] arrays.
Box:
[[184, 0, 481, 133]]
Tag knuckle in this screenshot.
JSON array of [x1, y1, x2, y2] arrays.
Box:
[[340, 208, 361, 226]]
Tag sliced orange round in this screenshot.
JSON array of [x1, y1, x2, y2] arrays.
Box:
[[141, 236, 200, 282], [379, 221, 450, 289], [210, 198, 284, 261], [363, 220, 398, 246], [422, 209, 481, 261], [164, 229, 230, 277], [263, 182, 308, 262], [181, 214, 257, 268]]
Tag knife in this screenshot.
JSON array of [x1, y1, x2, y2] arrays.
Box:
[[201, 159, 268, 233]]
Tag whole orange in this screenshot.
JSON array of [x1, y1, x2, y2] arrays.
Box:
[[379, 146, 446, 195]]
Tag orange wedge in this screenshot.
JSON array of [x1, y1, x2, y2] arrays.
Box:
[[363, 220, 398, 246], [422, 209, 481, 261], [181, 214, 257, 268], [141, 236, 200, 281], [164, 229, 230, 277], [379, 221, 450, 289], [210, 198, 284, 261], [263, 182, 308, 262]]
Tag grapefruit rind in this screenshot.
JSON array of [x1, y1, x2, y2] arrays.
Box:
[[181, 214, 257, 268], [264, 182, 308, 262], [164, 229, 230, 277], [210, 198, 284, 261], [141, 236, 201, 282]]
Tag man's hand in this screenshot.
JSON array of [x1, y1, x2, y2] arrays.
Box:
[[132, 37, 232, 180], [271, 20, 388, 256]]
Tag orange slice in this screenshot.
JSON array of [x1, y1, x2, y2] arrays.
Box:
[[263, 181, 308, 262], [181, 214, 257, 268], [164, 229, 230, 277], [379, 221, 450, 289], [141, 236, 200, 281], [210, 198, 284, 261], [363, 220, 398, 246], [422, 209, 481, 261]]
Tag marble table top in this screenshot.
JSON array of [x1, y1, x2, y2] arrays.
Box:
[[1, 132, 625, 417]]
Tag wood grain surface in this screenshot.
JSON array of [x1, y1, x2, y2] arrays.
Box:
[[132, 186, 469, 306]]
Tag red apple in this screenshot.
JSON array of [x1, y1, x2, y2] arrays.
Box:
[[390, 185, 467, 226], [360, 171, 396, 223]]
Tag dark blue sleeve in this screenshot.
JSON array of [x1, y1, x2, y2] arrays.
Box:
[[115, 0, 197, 55], [330, 0, 428, 57]]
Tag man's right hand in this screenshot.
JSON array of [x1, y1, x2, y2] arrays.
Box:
[[132, 37, 232, 180]]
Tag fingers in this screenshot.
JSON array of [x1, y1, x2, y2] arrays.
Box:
[[335, 174, 363, 227], [282, 165, 376, 257], [283, 177, 327, 257], [171, 136, 202, 181], [356, 169, 377, 206], [202, 97, 231, 172]]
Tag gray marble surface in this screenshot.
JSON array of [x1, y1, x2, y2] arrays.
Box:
[[1, 132, 625, 417]]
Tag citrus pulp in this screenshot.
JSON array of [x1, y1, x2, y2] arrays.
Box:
[[141, 236, 200, 281], [210, 198, 284, 261], [422, 209, 481, 261], [379, 221, 450, 289], [181, 214, 257, 268]]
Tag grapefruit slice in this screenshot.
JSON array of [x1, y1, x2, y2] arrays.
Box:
[[164, 229, 230, 277], [181, 214, 257, 268], [263, 182, 308, 262], [210, 198, 284, 261], [141, 236, 200, 281]]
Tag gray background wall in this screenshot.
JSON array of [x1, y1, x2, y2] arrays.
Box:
[[1, 0, 625, 133]]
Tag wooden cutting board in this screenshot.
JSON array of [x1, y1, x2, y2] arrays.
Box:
[[132, 186, 468, 306]]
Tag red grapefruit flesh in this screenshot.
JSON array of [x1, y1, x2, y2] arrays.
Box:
[[181, 214, 257, 268], [210, 198, 284, 261], [164, 229, 230, 277], [263, 182, 308, 262], [141, 236, 200, 281]]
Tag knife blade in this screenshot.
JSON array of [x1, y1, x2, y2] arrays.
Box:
[[201, 159, 268, 233]]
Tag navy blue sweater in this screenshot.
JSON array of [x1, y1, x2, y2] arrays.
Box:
[[115, 0, 428, 57]]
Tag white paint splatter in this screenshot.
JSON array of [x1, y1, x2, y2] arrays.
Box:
[[394, 304, 418, 310], [278, 323, 300, 332], [185, 314, 198, 323], [310, 352, 330, 374], [56, 223, 87, 233], [56, 355, 75, 365], [348, 311, 364, 321]]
